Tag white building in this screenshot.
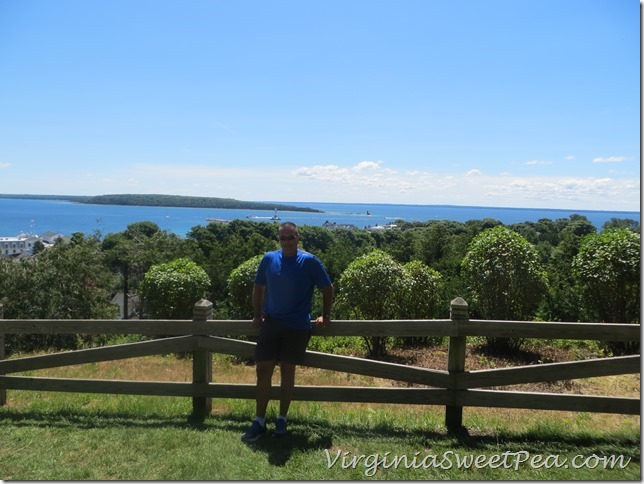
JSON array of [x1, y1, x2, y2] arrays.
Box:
[[110, 292, 139, 319], [0, 234, 41, 257], [365, 223, 399, 232], [40, 231, 65, 244]]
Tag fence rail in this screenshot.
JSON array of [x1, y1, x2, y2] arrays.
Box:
[[0, 298, 640, 431]]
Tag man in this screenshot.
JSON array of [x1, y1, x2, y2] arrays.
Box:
[[242, 222, 333, 442]]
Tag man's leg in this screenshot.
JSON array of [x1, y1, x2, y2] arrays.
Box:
[[278, 362, 296, 417], [242, 359, 275, 442], [255, 360, 276, 418], [276, 328, 309, 421]]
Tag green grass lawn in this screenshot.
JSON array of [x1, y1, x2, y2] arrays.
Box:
[[0, 355, 640, 480]]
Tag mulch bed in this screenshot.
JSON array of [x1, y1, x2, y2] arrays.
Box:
[[382, 342, 603, 393]]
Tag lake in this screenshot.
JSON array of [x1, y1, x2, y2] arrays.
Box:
[[0, 198, 639, 237]]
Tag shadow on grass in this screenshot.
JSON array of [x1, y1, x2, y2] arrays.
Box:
[[241, 426, 334, 467], [0, 408, 639, 467]]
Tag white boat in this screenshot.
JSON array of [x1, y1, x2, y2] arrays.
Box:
[[271, 209, 280, 221]]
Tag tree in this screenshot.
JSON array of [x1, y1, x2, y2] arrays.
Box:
[[139, 258, 211, 319], [602, 218, 640, 233], [323, 228, 377, 282], [0, 233, 116, 354], [537, 218, 595, 323], [461, 226, 548, 352], [400, 260, 444, 318], [399, 260, 445, 346], [102, 222, 193, 318], [227, 254, 263, 318], [572, 229, 640, 354], [187, 220, 276, 306], [336, 250, 405, 358]]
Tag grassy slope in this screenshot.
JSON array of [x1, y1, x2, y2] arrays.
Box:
[[0, 355, 639, 480]]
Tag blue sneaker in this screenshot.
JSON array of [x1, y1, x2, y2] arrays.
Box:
[[272, 417, 287, 437], [241, 420, 266, 442]]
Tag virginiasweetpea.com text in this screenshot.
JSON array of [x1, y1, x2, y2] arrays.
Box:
[[324, 449, 632, 476]]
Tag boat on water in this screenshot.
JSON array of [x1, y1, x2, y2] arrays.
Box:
[[208, 209, 280, 224], [245, 208, 281, 221]]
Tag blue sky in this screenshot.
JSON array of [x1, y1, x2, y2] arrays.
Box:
[[0, 0, 639, 210]]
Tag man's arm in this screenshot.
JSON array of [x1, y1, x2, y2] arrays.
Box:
[[252, 283, 266, 327], [315, 284, 334, 327]]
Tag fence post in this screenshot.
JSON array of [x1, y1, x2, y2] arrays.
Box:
[[0, 304, 5, 405], [191, 299, 213, 420], [446, 297, 468, 433]]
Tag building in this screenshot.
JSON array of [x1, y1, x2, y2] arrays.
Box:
[[322, 221, 357, 230], [0, 232, 67, 258], [0, 234, 41, 257], [40, 232, 65, 244], [110, 292, 140, 319], [365, 223, 399, 232]]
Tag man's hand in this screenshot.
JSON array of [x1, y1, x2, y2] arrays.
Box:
[[251, 315, 264, 328], [314, 315, 331, 328]]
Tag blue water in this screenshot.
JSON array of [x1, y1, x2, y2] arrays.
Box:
[[0, 198, 639, 237]]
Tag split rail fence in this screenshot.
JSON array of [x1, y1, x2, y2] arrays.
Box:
[[0, 298, 640, 431]]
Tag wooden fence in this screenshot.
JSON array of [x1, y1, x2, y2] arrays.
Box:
[[0, 298, 640, 431]]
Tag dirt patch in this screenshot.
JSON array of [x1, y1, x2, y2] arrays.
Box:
[[382, 343, 636, 395], [383, 342, 599, 371]]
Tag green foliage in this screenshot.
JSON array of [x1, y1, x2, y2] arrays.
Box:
[[102, 222, 195, 318], [337, 250, 444, 356], [322, 228, 377, 282], [398, 260, 445, 346], [572, 229, 640, 324], [572, 229, 640, 355], [461, 226, 548, 352], [336, 250, 405, 358], [337, 250, 405, 320], [602, 217, 640, 232], [139, 258, 211, 319], [188, 220, 277, 308], [537, 217, 596, 322], [0, 234, 117, 354], [3, 212, 640, 358], [227, 254, 263, 318], [81, 193, 322, 213], [400, 260, 444, 318]]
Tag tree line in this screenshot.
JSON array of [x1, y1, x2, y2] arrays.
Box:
[[79, 193, 322, 212], [0, 215, 639, 357]]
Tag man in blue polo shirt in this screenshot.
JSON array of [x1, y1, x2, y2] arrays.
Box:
[[242, 222, 333, 442]]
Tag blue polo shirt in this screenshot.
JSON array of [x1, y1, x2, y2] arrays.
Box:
[[254, 249, 332, 330]]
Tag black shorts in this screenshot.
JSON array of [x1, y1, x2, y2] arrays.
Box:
[[255, 317, 311, 364]]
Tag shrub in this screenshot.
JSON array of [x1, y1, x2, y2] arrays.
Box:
[[139, 258, 210, 319]]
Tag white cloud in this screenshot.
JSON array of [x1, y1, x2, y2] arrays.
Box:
[[354, 160, 383, 171], [0, 162, 10, 169], [525, 160, 552, 165], [289, 161, 639, 209], [293, 160, 399, 187], [592, 156, 627, 163], [564, 156, 575, 161], [485, 176, 638, 206], [4, 160, 637, 211]]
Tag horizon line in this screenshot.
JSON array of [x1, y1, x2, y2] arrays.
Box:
[[0, 192, 639, 216]]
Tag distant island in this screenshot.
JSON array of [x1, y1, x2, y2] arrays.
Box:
[[0, 193, 323, 213]]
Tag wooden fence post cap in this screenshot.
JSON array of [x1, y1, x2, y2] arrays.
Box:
[[194, 299, 213, 309], [450, 297, 468, 309], [193, 299, 213, 321], [450, 297, 469, 320]]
